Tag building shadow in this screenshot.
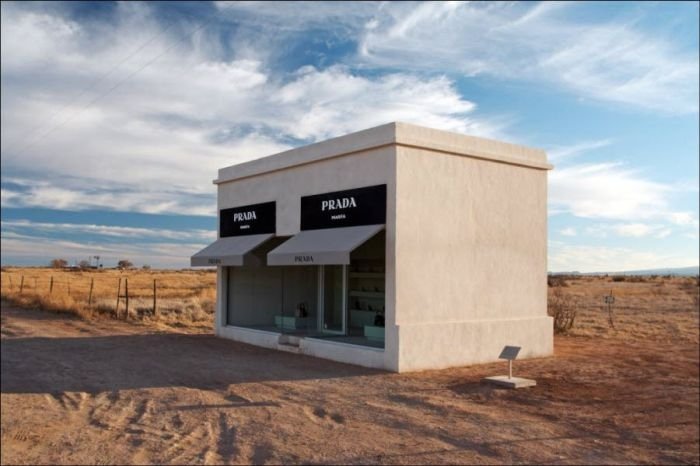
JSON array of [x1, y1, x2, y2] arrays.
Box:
[[1, 333, 383, 395]]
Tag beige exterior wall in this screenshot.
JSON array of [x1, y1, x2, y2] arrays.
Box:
[[210, 122, 552, 372], [216, 146, 400, 371], [394, 145, 552, 371], [217, 146, 395, 237]]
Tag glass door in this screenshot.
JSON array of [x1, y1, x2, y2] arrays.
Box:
[[318, 265, 347, 334]]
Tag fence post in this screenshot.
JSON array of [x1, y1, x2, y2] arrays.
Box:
[[20, 275, 24, 294], [34, 277, 37, 290], [153, 279, 157, 318], [8, 275, 13, 291], [116, 277, 121, 316], [50, 276, 54, 294], [124, 278, 129, 320], [88, 278, 94, 307], [67, 279, 71, 296]]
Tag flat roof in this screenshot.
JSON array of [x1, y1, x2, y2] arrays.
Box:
[[215, 122, 551, 184]]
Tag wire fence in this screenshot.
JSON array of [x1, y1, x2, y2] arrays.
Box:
[[0, 270, 216, 323]]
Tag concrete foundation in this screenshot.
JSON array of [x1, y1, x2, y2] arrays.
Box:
[[482, 376, 537, 389]]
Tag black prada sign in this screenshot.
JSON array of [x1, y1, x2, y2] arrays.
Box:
[[220, 201, 275, 237], [301, 184, 386, 230]]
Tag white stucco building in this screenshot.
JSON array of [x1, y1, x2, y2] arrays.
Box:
[[192, 122, 553, 372]]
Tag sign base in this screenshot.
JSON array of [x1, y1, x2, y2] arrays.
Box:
[[482, 375, 536, 389]]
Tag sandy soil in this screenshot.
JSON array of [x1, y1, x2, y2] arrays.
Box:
[[1, 280, 699, 465]]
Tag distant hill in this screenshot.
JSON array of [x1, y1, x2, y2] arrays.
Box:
[[550, 266, 699, 276], [604, 266, 699, 276]]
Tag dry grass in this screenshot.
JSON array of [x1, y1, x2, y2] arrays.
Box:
[[2, 268, 698, 338], [0, 267, 216, 330], [548, 274, 700, 342]]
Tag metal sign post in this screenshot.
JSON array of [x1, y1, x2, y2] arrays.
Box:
[[604, 290, 615, 329], [499, 346, 520, 380], [483, 345, 536, 389]]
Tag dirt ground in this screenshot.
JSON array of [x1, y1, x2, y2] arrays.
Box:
[[1, 277, 699, 465]]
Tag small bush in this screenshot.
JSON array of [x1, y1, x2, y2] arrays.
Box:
[[611, 275, 626, 282], [548, 275, 568, 287], [548, 288, 578, 334], [117, 259, 134, 270], [50, 258, 68, 269]]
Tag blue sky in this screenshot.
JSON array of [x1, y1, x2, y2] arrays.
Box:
[[1, 1, 698, 271]]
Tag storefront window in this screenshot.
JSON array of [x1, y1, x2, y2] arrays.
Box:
[[310, 231, 386, 348], [322, 265, 345, 333], [226, 231, 385, 349], [226, 265, 317, 332], [346, 231, 385, 348]]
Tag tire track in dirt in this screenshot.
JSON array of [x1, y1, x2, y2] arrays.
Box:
[[87, 392, 128, 429], [161, 420, 214, 464], [303, 405, 346, 427], [216, 411, 238, 463], [45, 392, 85, 412], [94, 394, 188, 453], [42, 389, 192, 462]]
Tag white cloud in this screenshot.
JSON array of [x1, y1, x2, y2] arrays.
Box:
[[0, 232, 206, 268], [559, 227, 577, 236], [584, 222, 686, 240], [614, 223, 657, 238], [548, 240, 697, 273], [214, 1, 377, 31], [547, 139, 612, 161], [1, 219, 215, 241], [613, 223, 675, 238], [667, 212, 700, 228], [1, 176, 218, 216], [1, 3, 499, 215], [359, 2, 699, 114], [549, 162, 665, 219], [549, 162, 697, 223]]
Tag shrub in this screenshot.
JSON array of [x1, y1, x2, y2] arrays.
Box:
[[117, 259, 133, 270], [548, 275, 568, 287], [611, 275, 626, 282], [50, 258, 68, 268], [548, 288, 578, 334]]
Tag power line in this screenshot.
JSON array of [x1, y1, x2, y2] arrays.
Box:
[[3, 16, 179, 156], [4, 14, 216, 160]]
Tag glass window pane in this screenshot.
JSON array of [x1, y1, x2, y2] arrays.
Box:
[[323, 265, 344, 332]]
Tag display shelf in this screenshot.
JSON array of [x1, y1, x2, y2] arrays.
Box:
[[349, 309, 377, 327], [364, 325, 385, 341], [349, 259, 385, 334], [274, 315, 309, 330]]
